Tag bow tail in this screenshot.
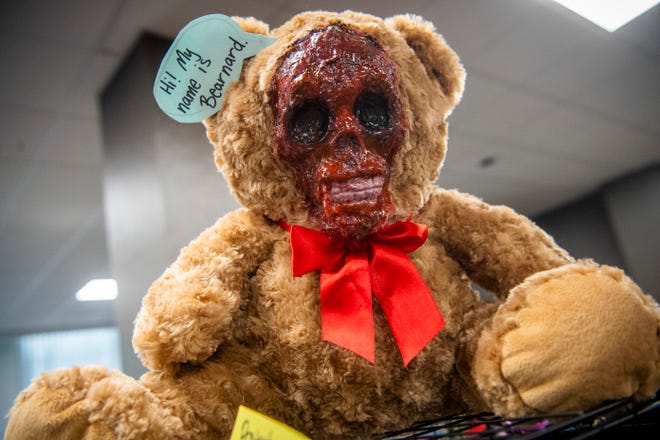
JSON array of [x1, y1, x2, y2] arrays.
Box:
[[370, 244, 445, 366], [320, 252, 375, 363]]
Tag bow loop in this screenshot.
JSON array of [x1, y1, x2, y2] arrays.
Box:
[[286, 224, 346, 276], [371, 220, 429, 253]]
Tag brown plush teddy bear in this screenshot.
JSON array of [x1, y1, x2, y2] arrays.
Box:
[[6, 10, 660, 440]]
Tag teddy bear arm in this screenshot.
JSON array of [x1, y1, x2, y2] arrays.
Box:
[[5, 366, 197, 440], [423, 188, 573, 298], [133, 209, 279, 372]]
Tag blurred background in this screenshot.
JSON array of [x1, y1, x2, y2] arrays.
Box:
[[0, 0, 658, 432]]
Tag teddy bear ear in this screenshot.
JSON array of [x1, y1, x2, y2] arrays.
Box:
[[386, 14, 465, 108], [231, 16, 270, 36]]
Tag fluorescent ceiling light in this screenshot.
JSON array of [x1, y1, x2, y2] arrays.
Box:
[[553, 0, 658, 32], [75, 279, 118, 301]]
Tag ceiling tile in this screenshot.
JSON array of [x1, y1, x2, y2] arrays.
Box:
[[40, 116, 104, 168], [0, 159, 28, 218], [0, 106, 53, 162], [422, 0, 531, 66], [512, 102, 660, 170], [452, 73, 561, 145], [0, 278, 115, 335], [445, 130, 619, 191], [0, 0, 124, 50], [451, 69, 659, 183], [0, 213, 108, 327], [0, 109, 103, 168], [465, 10, 586, 84], [0, 224, 76, 297], [284, 0, 433, 18], [0, 34, 87, 113], [520, 35, 660, 132], [451, 73, 511, 128], [0, 159, 104, 233], [102, 0, 291, 54]]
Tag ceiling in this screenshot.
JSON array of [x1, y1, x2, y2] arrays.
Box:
[[0, 0, 658, 336]]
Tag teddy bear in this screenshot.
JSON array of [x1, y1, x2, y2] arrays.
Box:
[[6, 10, 660, 440]]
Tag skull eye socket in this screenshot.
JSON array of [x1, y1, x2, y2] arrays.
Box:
[[288, 100, 329, 144], [354, 92, 390, 134]]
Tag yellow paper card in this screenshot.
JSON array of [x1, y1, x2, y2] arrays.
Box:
[[229, 405, 310, 440]]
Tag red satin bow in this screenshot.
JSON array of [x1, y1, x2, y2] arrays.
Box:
[[280, 220, 445, 366]]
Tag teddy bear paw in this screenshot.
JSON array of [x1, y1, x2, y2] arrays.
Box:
[[472, 261, 660, 416]]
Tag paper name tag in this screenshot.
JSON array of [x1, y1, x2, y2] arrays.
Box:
[[154, 14, 276, 123], [229, 405, 310, 440]]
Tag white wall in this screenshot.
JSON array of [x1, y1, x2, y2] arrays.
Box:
[[535, 193, 627, 268], [603, 166, 660, 300], [536, 165, 659, 302]]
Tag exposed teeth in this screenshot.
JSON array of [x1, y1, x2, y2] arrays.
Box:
[[328, 176, 385, 204]]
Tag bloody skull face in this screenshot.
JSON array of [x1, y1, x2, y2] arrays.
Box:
[[270, 24, 407, 240]]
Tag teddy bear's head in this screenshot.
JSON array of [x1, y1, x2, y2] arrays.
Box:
[[204, 11, 464, 239]]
